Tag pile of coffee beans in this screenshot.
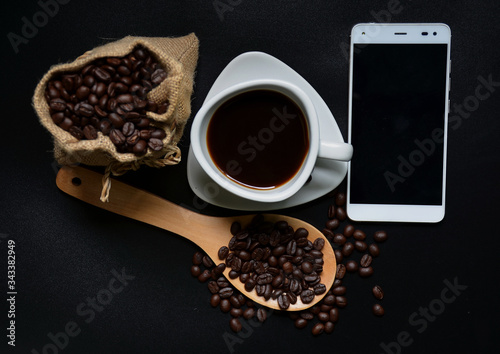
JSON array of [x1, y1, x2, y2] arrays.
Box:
[[217, 215, 327, 310], [45, 46, 169, 155], [191, 251, 269, 332], [190, 189, 388, 335]]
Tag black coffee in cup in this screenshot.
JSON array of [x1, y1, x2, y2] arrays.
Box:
[[207, 89, 309, 190]]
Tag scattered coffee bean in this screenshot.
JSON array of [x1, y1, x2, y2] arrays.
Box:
[[374, 231, 388, 243], [311, 323, 324, 336], [369, 243, 380, 257], [372, 303, 385, 316], [345, 260, 359, 273], [210, 294, 220, 307], [335, 192, 346, 206], [256, 308, 267, 322], [327, 205, 336, 219], [325, 219, 339, 230], [372, 285, 384, 300], [343, 224, 354, 237], [336, 207, 347, 221], [360, 254, 373, 267], [295, 318, 308, 329], [359, 266, 374, 278]]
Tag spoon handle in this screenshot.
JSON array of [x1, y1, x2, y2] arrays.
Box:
[[55, 165, 232, 257]]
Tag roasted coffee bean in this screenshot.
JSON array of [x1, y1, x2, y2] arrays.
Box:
[[94, 105, 107, 118], [325, 218, 339, 230], [148, 138, 163, 151], [336, 264, 346, 280], [151, 68, 168, 85], [122, 122, 135, 136], [301, 261, 313, 274], [278, 293, 290, 310], [372, 285, 384, 300], [229, 222, 241, 236], [341, 242, 354, 257], [329, 307, 339, 322], [219, 287, 234, 299], [192, 252, 204, 265], [256, 273, 272, 285], [336, 207, 347, 221], [333, 279, 342, 288], [300, 289, 315, 304], [314, 283, 326, 295], [83, 125, 98, 140], [202, 255, 213, 268], [210, 293, 220, 307], [94, 67, 112, 82], [230, 308, 243, 318], [133, 139, 148, 155], [197, 270, 211, 283], [353, 229, 366, 241], [50, 98, 67, 112], [327, 205, 336, 219], [217, 277, 230, 288], [343, 224, 354, 237], [76, 85, 90, 100], [360, 254, 373, 267], [300, 312, 314, 320], [243, 307, 255, 319], [287, 292, 297, 304], [334, 249, 343, 263], [333, 233, 346, 245], [318, 312, 330, 322], [324, 321, 335, 334], [230, 295, 242, 308], [369, 243, 380, 257], [354, 240, 368, 252], [109, 113, 125, 128], [374, 231, 388, 243], [313, 238, 325, 250], [373, 303, 385, 316], [214, 263, 226, 275], [294, 318, 308, 329], [98, 120, 111, 135], [218, 246, 229, 260], [312, 323, 324, 336], [332, 286, 347, 296], [51, 112, 65, 124], [336, 296, 347, 308], [345, 260, 359, 273], [244, 278, 256, 292], [256, 308, 267, 322], [323, 294, 335, 306], [109, 129, 126, 145], [220, 299, 231, 313], [151, 128, 167, 140], [359, 266, 374, 278], [69, 126, 84, 140], [335, 192, 346, 206], [207, 281, 219, 294], [126, 131, 140, 145]]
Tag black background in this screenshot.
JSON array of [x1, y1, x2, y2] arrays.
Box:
[[1, 0, 500, 353]]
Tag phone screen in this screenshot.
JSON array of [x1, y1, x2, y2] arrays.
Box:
[[350, 43, 448, 205]]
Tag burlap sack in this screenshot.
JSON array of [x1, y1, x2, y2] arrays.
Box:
[[33, 34, 199, 201]]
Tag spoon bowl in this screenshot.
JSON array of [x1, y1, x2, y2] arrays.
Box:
[[56, 166, 336, 311]]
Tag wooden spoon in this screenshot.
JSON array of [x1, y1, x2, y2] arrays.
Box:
[[56, 165, 336, 311]]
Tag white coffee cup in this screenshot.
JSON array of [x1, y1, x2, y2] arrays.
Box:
[[191, 79, 353, 203]]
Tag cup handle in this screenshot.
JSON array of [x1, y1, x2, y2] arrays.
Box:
[[318, 141, 353, 161]]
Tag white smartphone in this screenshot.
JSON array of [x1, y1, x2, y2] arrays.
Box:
[[347, 23, 451, 222]]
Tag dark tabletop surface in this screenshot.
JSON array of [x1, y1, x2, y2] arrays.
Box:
[[2, 0, 500, 353]]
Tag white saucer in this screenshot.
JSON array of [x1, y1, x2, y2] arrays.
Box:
[[187, 52, 347, 211]]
